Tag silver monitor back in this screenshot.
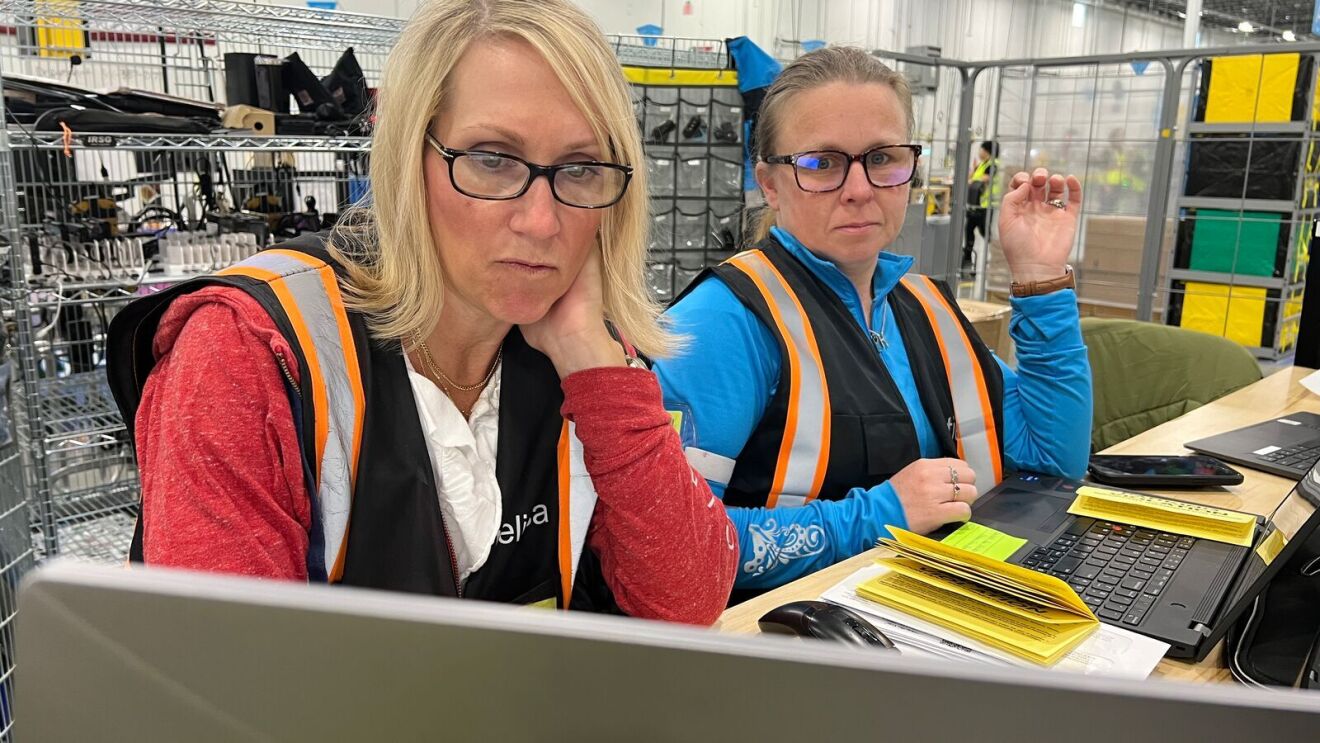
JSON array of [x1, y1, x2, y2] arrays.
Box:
[[18, 561, 1320, 742]]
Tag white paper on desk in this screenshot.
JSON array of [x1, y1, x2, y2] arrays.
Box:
[[819, 565, 1170, 680], [1302, 368, 1320, 398]]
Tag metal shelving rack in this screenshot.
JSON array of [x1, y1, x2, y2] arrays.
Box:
[[606, 33, 731, 70], [0, 0, 391, 555], [1164, 53, 1315, 359], [0, 2, 401, 738]]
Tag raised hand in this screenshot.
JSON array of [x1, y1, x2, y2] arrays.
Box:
[[996, 167, 1083, 284]]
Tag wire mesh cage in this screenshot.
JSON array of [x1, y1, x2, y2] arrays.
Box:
[[8, 136, 373, 568], [0, 442, 30, 741], [0, 4, 399, 738], [0, 0, 400, 102], [981, 61, 1173, 317], [0, 0, 391, 578], [606, 33, 732, 71]]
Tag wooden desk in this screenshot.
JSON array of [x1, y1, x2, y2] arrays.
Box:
[[716, 366, 1319, 684]]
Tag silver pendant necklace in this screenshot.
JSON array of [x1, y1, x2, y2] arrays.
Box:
[[870, 305, 890, 350]]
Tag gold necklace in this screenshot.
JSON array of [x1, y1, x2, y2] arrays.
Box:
[[416, 337, 503, 391], [413, 337, 502, 420]]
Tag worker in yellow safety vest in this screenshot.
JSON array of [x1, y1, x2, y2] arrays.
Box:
[[964, 140, 1000, 270]]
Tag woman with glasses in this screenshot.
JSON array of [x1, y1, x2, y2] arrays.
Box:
[[106, 0, 737, 622], [653, 47, 1092, 596]]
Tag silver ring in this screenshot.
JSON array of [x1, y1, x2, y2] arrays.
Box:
[[1047, 198, 1067, 209], [950, 466, 961, 499]]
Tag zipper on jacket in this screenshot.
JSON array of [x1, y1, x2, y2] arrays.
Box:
[[274, 352, 298, 389], [438, 509, 463, 598]]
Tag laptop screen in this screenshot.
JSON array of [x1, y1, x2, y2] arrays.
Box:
[[1205, 462, 1320, 646]]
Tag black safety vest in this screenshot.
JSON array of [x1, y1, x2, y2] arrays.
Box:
[[680, 236, 1007, 509], [107, 233, 618, 612]]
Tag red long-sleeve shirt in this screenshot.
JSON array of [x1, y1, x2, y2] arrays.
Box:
[[135, 286, 738, 624]]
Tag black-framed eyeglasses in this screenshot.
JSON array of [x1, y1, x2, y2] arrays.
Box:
[[763, 144, 922, 193], [425, 133, 632, 209]]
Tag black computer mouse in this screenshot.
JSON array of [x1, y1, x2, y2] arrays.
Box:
[[758, 600, 897, 651]]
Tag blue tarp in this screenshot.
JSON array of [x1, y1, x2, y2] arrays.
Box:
[[725, 36, 781, 93]]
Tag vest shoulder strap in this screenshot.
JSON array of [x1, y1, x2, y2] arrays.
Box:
[[898, 274, 1004, 485], [218, 246, 366, 583], [717, 248, 831, 507]]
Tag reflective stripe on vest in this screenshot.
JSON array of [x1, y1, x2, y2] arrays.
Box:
[[900, 275, 1004, 486], [218, 249, 366, 582], [725, 250, 831, 508], [557, 420, 599, 608]]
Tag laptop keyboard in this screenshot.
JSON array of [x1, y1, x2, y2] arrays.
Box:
[[1257, 441, 1320, 470], [1021, 517, 1195, 627]]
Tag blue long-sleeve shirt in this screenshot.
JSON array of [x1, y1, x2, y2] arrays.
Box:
[[653, 227, 1092, 590]]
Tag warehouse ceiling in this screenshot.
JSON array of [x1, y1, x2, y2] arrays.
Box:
[[1115, 0, 1317, 39]]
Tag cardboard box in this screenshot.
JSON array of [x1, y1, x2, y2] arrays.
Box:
[[1080, 216, 1175, 275], [1076, 268, 1142, 306], [957, 298, 1014, 364]]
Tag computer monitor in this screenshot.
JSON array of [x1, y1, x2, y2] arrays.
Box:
[[18, 561, 1320, 742]]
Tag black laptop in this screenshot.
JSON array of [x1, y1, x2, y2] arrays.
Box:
[[1186, 411, 1320, 479], [948, 464, 1320, 660]]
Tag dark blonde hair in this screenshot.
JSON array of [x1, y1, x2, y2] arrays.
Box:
[[752, 46, 915, 242]]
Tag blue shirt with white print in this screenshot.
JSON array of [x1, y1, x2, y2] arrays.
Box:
[[653, 227, 1092, 591]]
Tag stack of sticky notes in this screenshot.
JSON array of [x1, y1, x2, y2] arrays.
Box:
[[1067, 486, 1256, 547], [857, 528, 1099, 666]]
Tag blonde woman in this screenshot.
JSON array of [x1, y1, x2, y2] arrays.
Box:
[[107, 0, 737, 623], [655, 47, 1091, 597]]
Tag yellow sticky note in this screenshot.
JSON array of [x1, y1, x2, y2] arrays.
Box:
[[667, 410, 683, 435], [941, 522, 1028, 562], [1255, 529, 1288, 566], [1069, 486, 1256, 547]]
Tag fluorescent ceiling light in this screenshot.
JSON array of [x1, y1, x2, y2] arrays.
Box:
[[1072, 2, 1086, 28], [1283, 30, 1297, 41], [1238, 21, 1254, 33]]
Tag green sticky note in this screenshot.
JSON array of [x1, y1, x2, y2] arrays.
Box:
[[941, 522, 1028, 561]]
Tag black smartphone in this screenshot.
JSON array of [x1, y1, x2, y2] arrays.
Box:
[[1087, 454, 1244, 488]]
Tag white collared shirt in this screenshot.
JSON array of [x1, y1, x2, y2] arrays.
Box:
[[404, 355, 502, 582]]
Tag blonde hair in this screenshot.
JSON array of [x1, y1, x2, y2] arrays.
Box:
[[751, 46, 915, 242], [330, 0, 672, 356]]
